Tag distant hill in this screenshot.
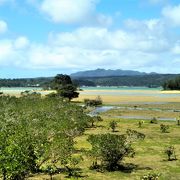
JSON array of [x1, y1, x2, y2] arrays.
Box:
[[72, 74, 180, 87], [71, 68, 156, 77]]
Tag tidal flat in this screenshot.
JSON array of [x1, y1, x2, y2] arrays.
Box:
[[75, 88, 180, 104]]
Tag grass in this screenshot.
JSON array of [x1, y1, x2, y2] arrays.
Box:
[[29, 103, 180, 180]]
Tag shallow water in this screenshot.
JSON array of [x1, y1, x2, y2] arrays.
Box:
[[90, 105, 178, 121]]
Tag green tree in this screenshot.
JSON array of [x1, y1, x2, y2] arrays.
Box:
[[51, 74, 79, 101], [109, 120, 117, 132], [87, 130, 145, 171]]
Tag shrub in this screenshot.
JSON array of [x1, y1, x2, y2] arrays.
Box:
[[141, 172, 161, 180], [84, 96, 102, 107], [165, 146, 177, 161], [0, 96, 90, 179], [138, 120, 144, 128], [87, 130, 145, 171], [109, 120, 117, 132], [150, 117, 158, 124], [177, 116, 180, 126], [89, 116, 103, 127], [160, 124, 169, 133]]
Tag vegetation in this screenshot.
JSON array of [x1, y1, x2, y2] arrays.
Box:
[[0, 86, 179, 179], [84, 96, 102, 107], [141, 172, 161, 180], [74, 74, 180, 87], [150, 117, 158, 124], [1, 74, 180, 88], [0, 95, 90, 179], [51, 74, 79, 101], [160, 124, 170, 133], [87, 130, 145, 171], [109, 120, 118, 132], [163, 76, 180, 90], [165, 146, 177, 161]]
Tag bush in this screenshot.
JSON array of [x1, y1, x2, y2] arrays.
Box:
[[160, 124, 169, 133], [141, 172, 161, 180], [150, 117, 158, 124], [165, 146, 177, 161], [84, 96, 102, 107], [0, 96, 90, 179], [89, 116, 103, 127], [109, 120, 117, 132], [138, 120, 144, 128], [87, 130, 145, 171]]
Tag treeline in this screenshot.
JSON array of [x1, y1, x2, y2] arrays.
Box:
[[0, 77, 52, 87], [74, 74, 180, 87], [162, 76, 180, 90], [1, 74, 180, 88]]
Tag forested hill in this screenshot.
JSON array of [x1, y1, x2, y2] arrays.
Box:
[[0, 74, 179, 88], [72, 74, 180, 87], [0, 77, 53, 88]]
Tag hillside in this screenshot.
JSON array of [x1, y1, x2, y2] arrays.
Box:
[[73, 74, 180, 87]]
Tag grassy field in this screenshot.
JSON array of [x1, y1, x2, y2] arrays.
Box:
[[28, 102, 180, 180], [2, 88, 180, 179]]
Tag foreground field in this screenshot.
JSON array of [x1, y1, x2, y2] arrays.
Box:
[[1, 89, 179, 180], [29, 103, 180, 180]]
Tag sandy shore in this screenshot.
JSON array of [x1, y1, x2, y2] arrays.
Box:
[[74, 89, 180, 104], [75, 95, 180, 104], [1, 89, 180, 104]]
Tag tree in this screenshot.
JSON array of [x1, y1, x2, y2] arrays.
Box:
[[109, 120, 117, 132], [51, 74, 79, 101], [87, 130, 145, 171]]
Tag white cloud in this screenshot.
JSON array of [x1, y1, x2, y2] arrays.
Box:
[[0, 20, 7, 33], [38, 0, 112, 26], [14, 36, 29, 49], [162, 4, 180, 26], [0, 18, 179, 73], [171, 43, 180, 55]]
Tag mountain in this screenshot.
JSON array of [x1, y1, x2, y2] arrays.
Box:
[[71, 68, 152, 77]]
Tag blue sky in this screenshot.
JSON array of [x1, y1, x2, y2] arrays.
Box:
[[0, 0, 180, 78]]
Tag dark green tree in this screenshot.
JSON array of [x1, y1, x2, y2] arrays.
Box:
[[51, 74, 79, 101]]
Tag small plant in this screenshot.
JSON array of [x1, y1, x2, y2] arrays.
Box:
[[65, 156, 83, 178], [177, 116, 180, 126], [109, 120, 117, 132], [165, 146, 177, 161], [150, 117, 158, 124], [89, 116, 103, 127], [84, 96, 102, 107], [138, 120, 144, 128], [45, 165, 57, 180], [141, 172, 161, 180], [160, 124, 169, 133]]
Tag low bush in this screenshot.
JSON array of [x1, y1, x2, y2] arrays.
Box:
[[165, 146, 177, 161], [84, 96, 102, 107], [150, 117, 158, 124], [87, 130, 145, 171], [160, 124, 169, 133]]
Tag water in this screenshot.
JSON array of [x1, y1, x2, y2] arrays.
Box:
[[90, 105, 178, 121], [0, 87, 42, 95], [88, 106, 114, 116]]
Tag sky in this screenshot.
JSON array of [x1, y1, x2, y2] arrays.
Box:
[[0, 0, 180, 78]]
